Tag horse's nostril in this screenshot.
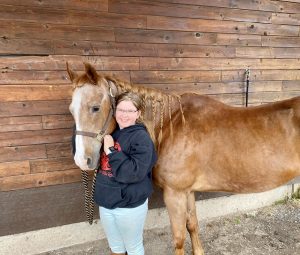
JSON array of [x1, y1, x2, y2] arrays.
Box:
[[87, 157, 92, 167]]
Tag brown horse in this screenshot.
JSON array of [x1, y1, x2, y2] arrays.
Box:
[[68, 63, 300, 255]]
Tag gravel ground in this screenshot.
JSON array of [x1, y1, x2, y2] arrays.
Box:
[[41, 199, 300, 255]]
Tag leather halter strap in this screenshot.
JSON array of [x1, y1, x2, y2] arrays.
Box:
[[75, 89, 116, 142]]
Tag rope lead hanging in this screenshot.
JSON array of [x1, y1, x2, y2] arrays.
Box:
[[245, 68, 250, 107], [81, 169, 98, 225]]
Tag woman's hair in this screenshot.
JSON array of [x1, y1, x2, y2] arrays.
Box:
[[116, 91, 156, 143], [116, 91, 143, 112]]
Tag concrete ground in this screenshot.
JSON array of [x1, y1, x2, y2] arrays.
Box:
[[40, 199, 300, 255]]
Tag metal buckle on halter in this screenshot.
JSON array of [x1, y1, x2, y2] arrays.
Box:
[[96, 131, 105, 142]]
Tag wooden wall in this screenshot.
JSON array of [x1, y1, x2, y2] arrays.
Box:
[[1, 0, 300, 235]]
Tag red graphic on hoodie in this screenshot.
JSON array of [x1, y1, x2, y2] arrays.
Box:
[[99, 142, 121, 177]]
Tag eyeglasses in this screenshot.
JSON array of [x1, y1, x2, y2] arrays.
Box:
[[116, 108, 138, 114]]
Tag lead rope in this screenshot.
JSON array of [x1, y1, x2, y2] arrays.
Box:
[[81, 169, 98, 225]]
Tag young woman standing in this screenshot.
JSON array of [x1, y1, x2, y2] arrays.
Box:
[[94, 91, 157, 255]]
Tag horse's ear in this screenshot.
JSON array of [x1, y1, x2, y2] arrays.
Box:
[[84, 62, 98, 85], [66, 62, 78, 82], [107, 79, 118, 97]]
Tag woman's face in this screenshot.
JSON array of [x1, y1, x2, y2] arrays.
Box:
[[115, 100, 141, 129]]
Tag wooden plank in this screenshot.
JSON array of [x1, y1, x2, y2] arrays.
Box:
[[0, 0, 108, 12], [131, 70, 222, 83], [141, 81, 283, 94], [216, 33, 262, 46], [0, 70, 130, 85], [0, 100, 70, 118], [69, 11, 147, 29], [222, 70, 300, 82], [0, 38, 54, 55], [282, 80, 300, 91], [0, 161, 30, 178], [0, 116, 42, 132], [46, 143, 73, 158], [0, 4, 70, 24], [0, 7, 144, 32], [42, 114, 74, 129], [0, 56, 139, 71], [115, 28, 262, 46], [115, 28, 219, 44], [30, 157, 77, 173], [262, 36, 300, 47], [0, 85, 73, 102], [271, 12, 300, 25], [109, 0, 271, 23], [0, 129, 72, 147], [0, 20, 115, 41], [55, 40, 232, 56], [0, 169, 81, 191], [147, 16, 299, 36], [0, 144, 46, 163], [154, 0, 300, 13], [140, 57, 300, 71], [116, 28, 220, 45], [0, 70, 73, 85], [236, 47, 300, 58], [273, 48, 300, 58]]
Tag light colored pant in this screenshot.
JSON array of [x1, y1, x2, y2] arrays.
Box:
[[100, 199, 148, 255]]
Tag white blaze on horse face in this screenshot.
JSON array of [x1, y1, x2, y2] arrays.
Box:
[[71, 88, 90, 170]]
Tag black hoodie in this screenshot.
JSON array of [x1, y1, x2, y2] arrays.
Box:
[[94, 124, 157, 209]]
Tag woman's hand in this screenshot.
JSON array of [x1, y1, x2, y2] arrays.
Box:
[[103, 135, 114, 154]]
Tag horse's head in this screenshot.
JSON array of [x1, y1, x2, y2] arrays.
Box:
[[67, 62, 118, 170]]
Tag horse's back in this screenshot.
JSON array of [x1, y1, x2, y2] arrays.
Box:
[[155, 94, 300, 193]]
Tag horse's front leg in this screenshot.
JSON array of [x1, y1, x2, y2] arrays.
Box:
[[187, 192, 205, 255], [163, 186, 188, 255]]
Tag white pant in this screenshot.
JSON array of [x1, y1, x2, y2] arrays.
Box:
[[100, 199, 148, 255]]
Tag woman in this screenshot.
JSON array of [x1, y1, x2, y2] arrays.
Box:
[[94, 91, 157, 255]]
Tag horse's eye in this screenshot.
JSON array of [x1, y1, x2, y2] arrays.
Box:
[[92, 106, 100, 113]]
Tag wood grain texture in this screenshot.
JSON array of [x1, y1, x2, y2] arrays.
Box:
[[0, 144, 46, 163], [0, 161, 30, 178], [0, 129, 72, 147], [147, 15, 299, 36], [153, 0, 300, 13], [0, 0, 108, 11], [139, 57, 300, 70], [0, 100, 70, 117], [0, 169, 81, 191], [0, 116, 42, 132], [110, 0, 272, 23], [46, 143, 73, 158], [30, 157, 77, 174]]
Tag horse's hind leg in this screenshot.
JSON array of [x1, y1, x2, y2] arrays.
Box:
[[186, 192, 205, 255], [163, 187, 188, 255]]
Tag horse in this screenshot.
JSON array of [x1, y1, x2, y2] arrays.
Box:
[[67, 62, 300, 255]]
